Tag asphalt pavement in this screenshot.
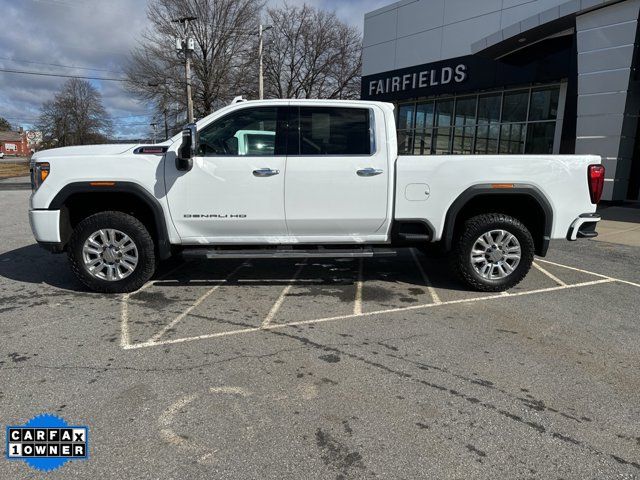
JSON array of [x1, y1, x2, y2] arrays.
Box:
[[1, 188, 639, 479]]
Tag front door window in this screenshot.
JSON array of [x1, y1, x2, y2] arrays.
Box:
[[198, 107, 280, 157]]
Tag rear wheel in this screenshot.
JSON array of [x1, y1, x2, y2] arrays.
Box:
[[452, 213, 534, 292], [67, 211, 156, 293]]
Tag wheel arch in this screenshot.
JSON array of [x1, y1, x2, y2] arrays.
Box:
[[49, 182, 172, 260], [443, 184, 553, 256]]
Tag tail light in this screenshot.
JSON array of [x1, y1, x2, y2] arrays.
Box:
[[587, 164, 605, 204]]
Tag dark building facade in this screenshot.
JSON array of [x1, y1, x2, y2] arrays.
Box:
[[362, 0, 640, 201]]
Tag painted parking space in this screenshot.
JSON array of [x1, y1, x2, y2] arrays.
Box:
[[120, 249, 631, 351]]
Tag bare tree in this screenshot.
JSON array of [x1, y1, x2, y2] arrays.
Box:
[[124, 0, 264, 127], [0, 117, 12, 131], [263, 3, 362, 100], [37, 79, 113, 147]]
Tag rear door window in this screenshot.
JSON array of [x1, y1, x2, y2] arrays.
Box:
[[294, 107, 372, 155]]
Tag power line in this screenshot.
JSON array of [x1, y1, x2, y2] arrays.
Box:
[[0, 56, 123, 74], [0, 68, 131, 83], [30, 0, 83, 7], [3, 113, 154, 120]]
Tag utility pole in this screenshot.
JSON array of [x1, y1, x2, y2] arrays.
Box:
[[148, 81, 170, 140], [150, 123, 158, 144], [163, 107, 169, 140], [258, 24, 272, 100], [173, 16, 197, 123]]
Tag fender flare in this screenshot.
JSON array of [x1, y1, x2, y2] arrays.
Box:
[[49, 181, 172, 260], [442, 184, 553, 256]]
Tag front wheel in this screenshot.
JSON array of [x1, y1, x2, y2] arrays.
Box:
[[67, 211, 156, 293], [452, 213, 534, 292]]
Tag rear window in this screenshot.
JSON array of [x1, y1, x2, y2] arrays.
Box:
[[298, 107, 371, 155]]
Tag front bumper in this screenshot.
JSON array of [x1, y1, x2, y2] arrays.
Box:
[[29, 209, 61, 243], [567, 213, 600, 241]]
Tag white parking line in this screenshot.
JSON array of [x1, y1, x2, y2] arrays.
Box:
[[149, 263, 248, 342], [261, 260, 307, 328], [536, 258, 612, 279], [410, 248, 441, 304], [120, 262, 186, 348], [537, 259, 640, 288], [353, 258, 364, 315], [122, 277, 614, 350], [532, 262, 567, 286], [613, 278, 640, 288]]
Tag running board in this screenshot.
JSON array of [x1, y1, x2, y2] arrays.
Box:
[[396, 233, 431, 242], [181, 247, 398, 260]]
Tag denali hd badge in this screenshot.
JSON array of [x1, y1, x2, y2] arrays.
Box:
[[6, 414, 89, 472], [184, 214, 247, 218]]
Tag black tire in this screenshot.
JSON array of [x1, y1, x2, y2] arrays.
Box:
[[452, 213, 534, 292], [67, 211, 156, 293]]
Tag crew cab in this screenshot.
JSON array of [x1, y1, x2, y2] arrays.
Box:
[[28, 99, 604, 293]]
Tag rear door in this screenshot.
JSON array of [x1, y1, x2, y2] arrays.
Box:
[[284, 105, 389, 239]]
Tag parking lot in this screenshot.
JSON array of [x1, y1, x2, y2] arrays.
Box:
[[1, 187, 639, 479]]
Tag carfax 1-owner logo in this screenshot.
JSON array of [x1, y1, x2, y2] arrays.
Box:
[[5, 414, 89, 472]]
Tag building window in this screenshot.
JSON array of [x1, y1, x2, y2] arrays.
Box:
[[395, 84, 561, 156]]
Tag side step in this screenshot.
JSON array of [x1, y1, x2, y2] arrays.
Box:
[[396, 233, 431, 242], [181, 247, 398, 260]]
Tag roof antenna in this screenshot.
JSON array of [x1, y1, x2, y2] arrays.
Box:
[[231, 96, 247, 104]]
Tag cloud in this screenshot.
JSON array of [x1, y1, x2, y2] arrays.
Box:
[[0, 0, 151, 138], [0, 0, 387, 139]]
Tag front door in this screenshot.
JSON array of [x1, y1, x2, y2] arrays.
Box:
[[284, 105, 389, 240], [165, 105, 289, 243]]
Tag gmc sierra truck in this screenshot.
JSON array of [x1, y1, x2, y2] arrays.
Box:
[[28, 99, 604, 293]]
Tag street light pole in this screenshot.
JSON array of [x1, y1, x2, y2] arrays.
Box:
[[258, 24, 272, 100]]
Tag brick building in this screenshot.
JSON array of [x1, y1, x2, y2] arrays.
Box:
[[0, 130, 30, 156]]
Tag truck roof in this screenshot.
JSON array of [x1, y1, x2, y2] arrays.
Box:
[[226, 98, 394, 108], [166, 98, 395, 144]]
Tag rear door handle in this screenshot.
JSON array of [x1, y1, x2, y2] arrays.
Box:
[[253, 168, 280, 177], [356, 168, 384, 177]]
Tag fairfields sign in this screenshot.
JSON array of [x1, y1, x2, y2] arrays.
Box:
[[361, 51, 572, 101], [367, 64, 467, 97]]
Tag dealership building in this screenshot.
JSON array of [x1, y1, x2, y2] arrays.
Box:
[[361, 0, 640, 201]]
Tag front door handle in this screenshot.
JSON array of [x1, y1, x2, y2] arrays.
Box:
[[253, 168, 280, 177], [356, 167, 384, 177]]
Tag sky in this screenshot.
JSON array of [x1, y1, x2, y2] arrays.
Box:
[[0, 0, 390, 140]]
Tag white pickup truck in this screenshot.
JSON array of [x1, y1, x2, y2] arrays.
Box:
[[28, 99, 604, 293]]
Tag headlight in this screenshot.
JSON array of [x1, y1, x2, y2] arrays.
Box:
[[31, 162, 50, 191]]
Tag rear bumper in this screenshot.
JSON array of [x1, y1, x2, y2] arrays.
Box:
[[567, 213, 600, 241]]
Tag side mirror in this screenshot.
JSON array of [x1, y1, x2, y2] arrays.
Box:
[[176, 123, 198, 171]]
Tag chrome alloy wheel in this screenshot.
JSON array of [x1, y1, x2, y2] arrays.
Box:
[[82, 229, 139, 281], [470, 229, 521, 280]]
